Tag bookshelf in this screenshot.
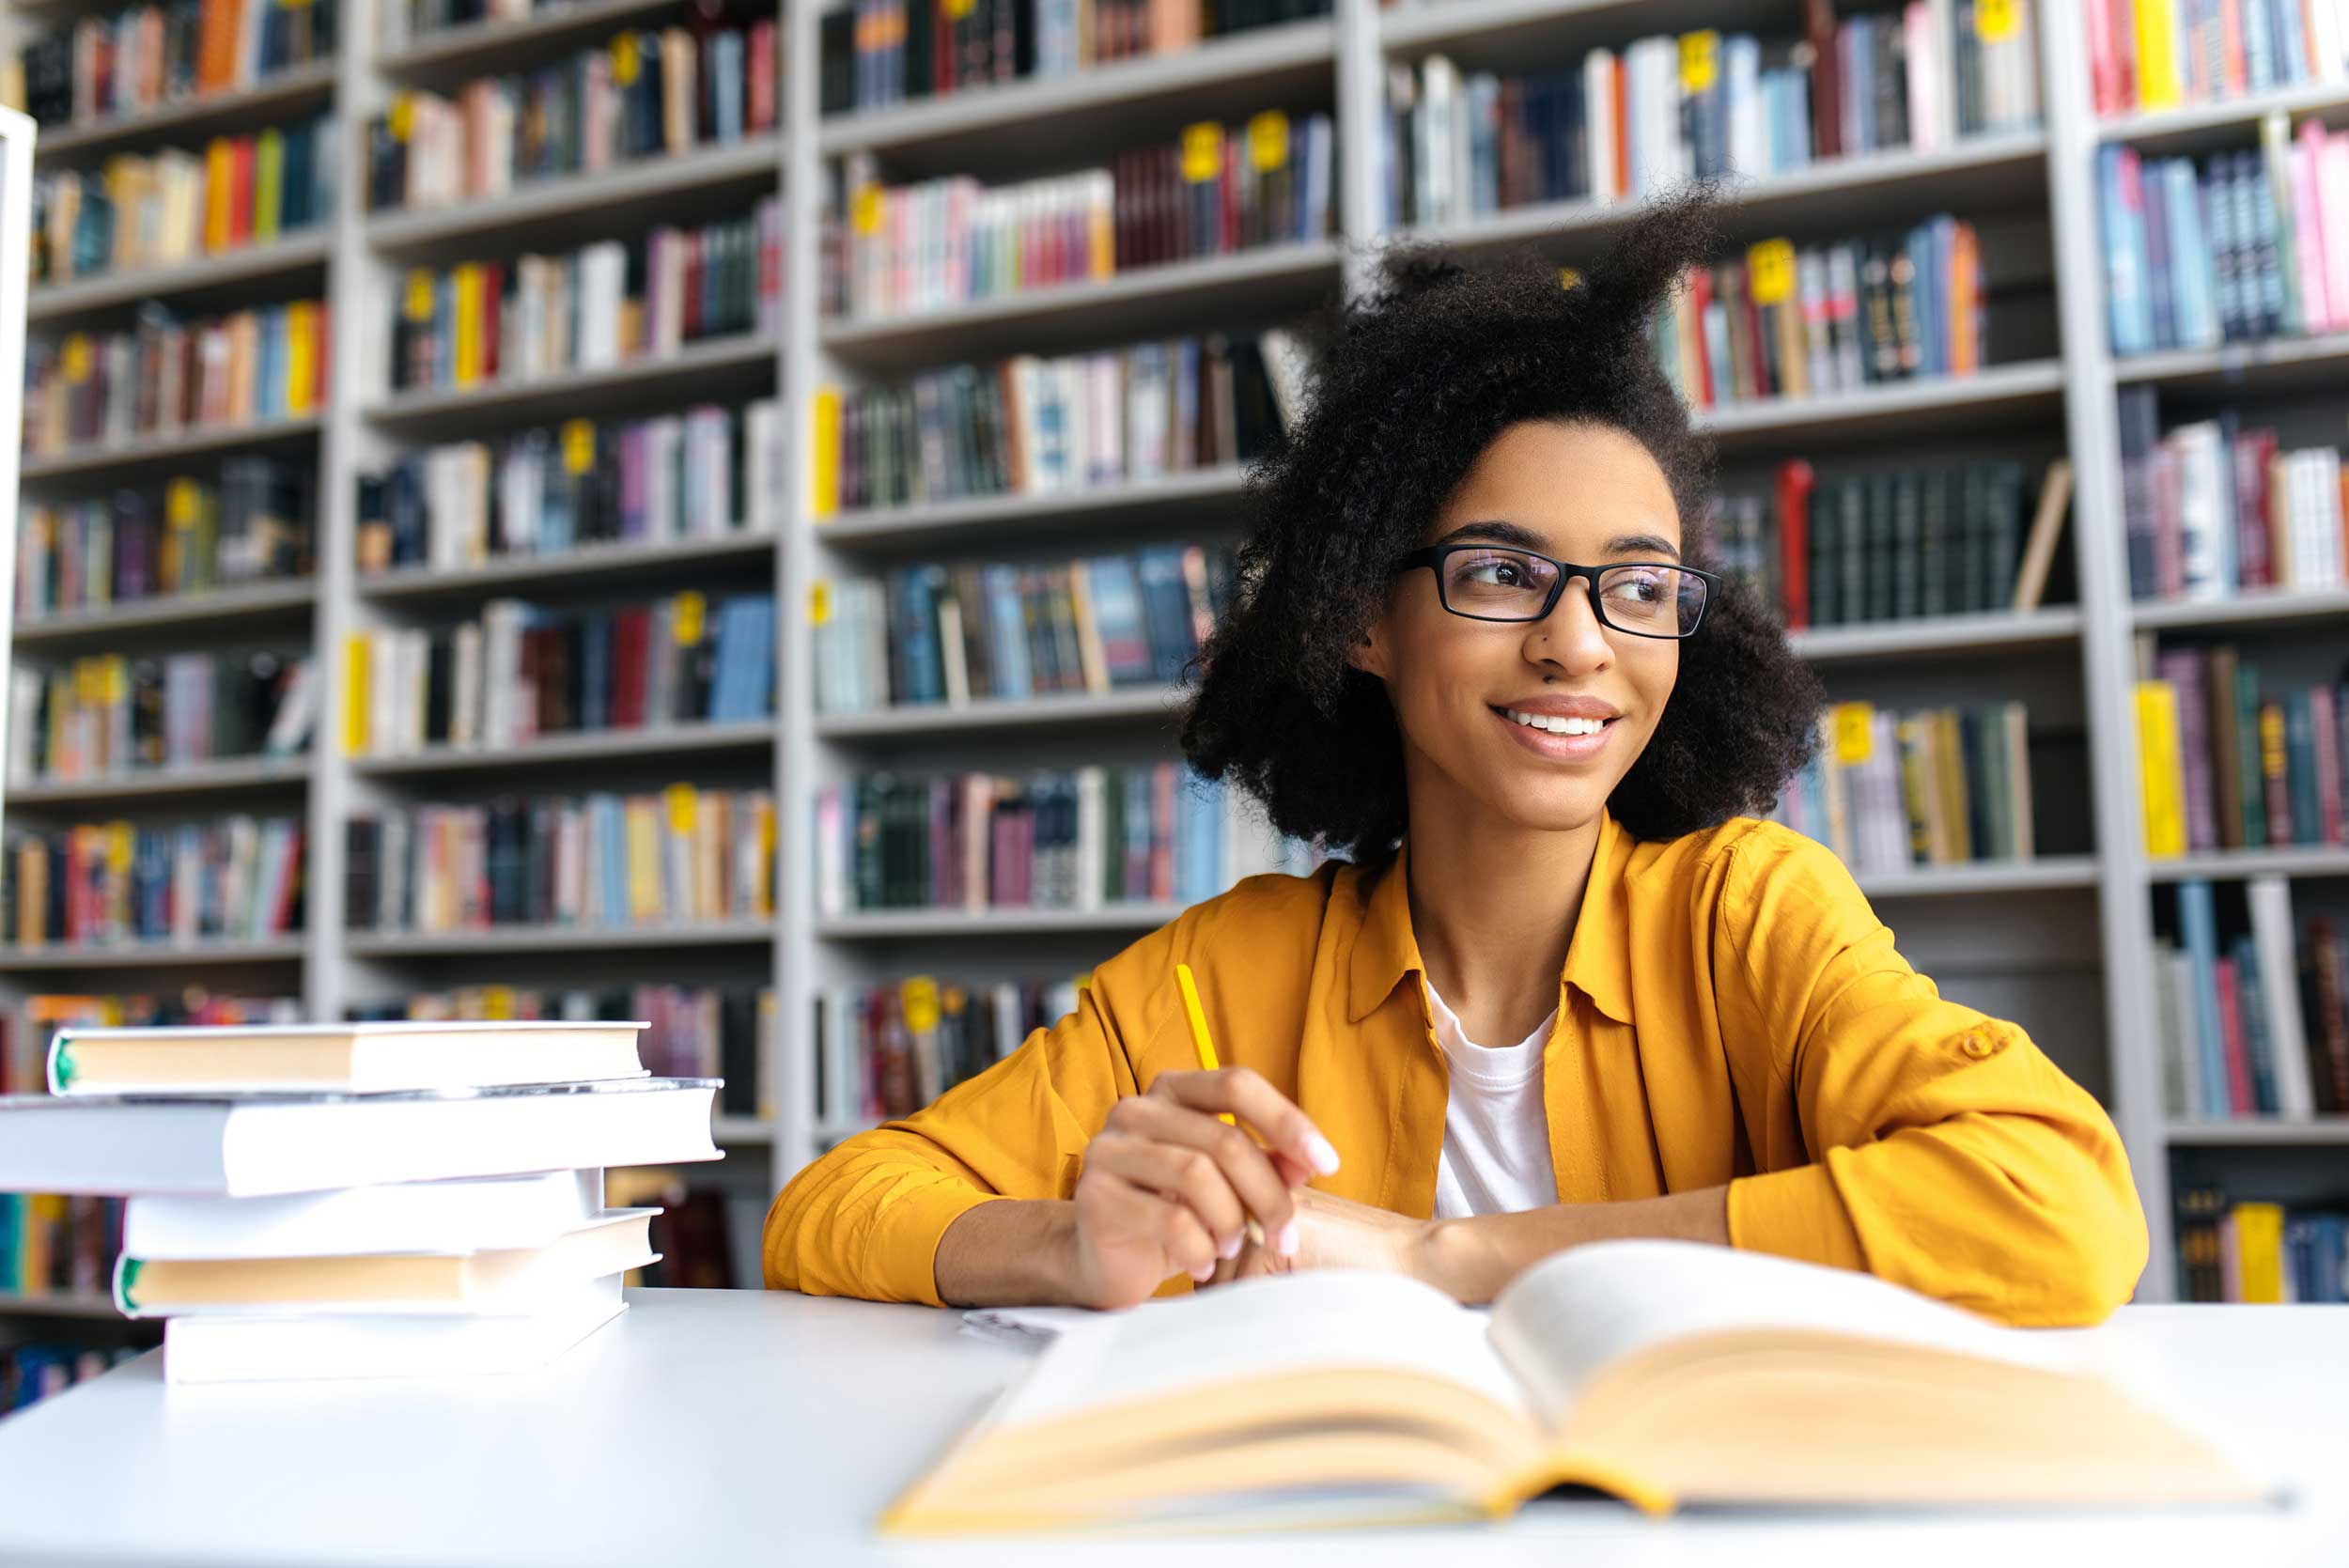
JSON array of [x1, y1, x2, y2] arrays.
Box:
[[2, 0, 2342, 1319]]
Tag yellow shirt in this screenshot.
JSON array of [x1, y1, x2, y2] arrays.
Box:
[[765, 810, 2148, 1326]]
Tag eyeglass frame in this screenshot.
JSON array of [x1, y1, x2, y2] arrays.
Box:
[[1392, 543, 1721, 640]]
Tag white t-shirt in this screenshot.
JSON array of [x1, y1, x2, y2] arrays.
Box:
[[1423, 977, 1560, 1219]]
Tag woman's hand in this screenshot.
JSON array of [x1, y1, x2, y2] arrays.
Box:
[[1065, 1067, 1341, 1310], [1205, 1187, 1442, 1291]]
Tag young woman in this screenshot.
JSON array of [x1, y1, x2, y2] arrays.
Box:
[[766, 199, 2149, 1326]]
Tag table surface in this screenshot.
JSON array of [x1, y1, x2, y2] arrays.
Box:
[[0, 1291, 2342, 1568]]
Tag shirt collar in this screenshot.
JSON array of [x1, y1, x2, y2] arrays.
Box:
[[1344, 808, 1636, 1028]]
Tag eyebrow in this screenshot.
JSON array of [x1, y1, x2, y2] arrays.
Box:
[[1433, 521, 1684, 562]]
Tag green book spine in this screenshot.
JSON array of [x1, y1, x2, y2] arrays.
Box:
[[1865, 472, 1896, 622], [1920, 466, 1952, 619], [1892, 469, 1923, 619]]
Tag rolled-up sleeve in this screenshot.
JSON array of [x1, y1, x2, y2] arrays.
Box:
[[762, 920, 1176, 1304], [1715, 831, 2149, 1326]]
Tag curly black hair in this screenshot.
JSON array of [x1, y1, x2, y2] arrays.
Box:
[[1179, 191, 1825, 871]]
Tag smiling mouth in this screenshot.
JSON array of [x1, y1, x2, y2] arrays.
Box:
[[1494, 706, 1617, 736]]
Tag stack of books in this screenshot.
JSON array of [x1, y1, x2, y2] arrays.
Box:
[[0, 1017, 720, 1383]]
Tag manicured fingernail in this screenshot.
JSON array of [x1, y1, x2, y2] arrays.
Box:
[[1191, 1260, 1214, 1281], [1277, 1220, 1299, 1257], [1219, 1233, 1241, 1260], [1304, 1131, 1341, 1175]]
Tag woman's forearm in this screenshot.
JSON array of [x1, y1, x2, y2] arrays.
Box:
[[1423, 1186, 1731, 1303], [932, 1198, 1083, 1307]]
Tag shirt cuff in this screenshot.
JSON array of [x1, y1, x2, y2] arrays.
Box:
[[1725, 1159, 1869, 1274], [868, 1181, 1014, 1307]]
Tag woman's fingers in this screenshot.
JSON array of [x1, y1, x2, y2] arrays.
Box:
[[1108, 1096, 1299, 1255], [1087, 1166, 1220, 1281], [1148, 1066, 1341, 1182], [1086, 1131, 1247, 1258]]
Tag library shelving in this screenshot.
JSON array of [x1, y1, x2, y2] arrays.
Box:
[[5, 0, 2343, 1311]]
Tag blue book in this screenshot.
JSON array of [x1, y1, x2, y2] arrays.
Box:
[[2285, 690, 2320, 845], [2141, 156, 2175, 350], [2245, 0, 2275, 88], [1134, 548, 1194, 686], [981, 566, 1031, 699], [596, 796, 627, 926], [1122, 768, 1152, 904], [2163, 157, 2217, 349], [897, 568, 942, 705], [582, 617, 611, 730], [2098, 147, 2154, 356], [2177, 879, 2231, 1117], [1084, 556, 1154, 689]]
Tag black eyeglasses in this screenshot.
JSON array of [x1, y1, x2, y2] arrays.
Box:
[[1395, 543, 1718, 639]]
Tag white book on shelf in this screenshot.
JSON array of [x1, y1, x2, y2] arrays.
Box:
[[0, 1078, 721, 1197], [2246, 877, 2317, 1118], [126, 1169, 606, 1259], [2159, 945, 2202, 1121], [162, 1272, 629, 1384]]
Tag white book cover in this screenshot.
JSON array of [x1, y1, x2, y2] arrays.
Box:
[[126, 1169, 606, 1260], [162, 1273, 629, 1384], [0, 1078, 722, 1197], [2245, 877, 2316, 1118]]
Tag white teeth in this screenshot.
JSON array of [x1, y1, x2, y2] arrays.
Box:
[[1504, 708, 1610, 736]]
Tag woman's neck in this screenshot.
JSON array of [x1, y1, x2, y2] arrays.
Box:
[[1401, 800, 1602, 1048]]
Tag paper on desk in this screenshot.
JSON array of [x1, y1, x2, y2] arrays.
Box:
[[959, 1306, 1104, 1349]]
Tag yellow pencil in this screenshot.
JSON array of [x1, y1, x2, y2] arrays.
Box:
[[1173, 962, 1232, 1125], [1174, 961, 1265, 1253]]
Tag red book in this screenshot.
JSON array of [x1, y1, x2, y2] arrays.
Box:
[[2313, 689, 2343, 845], [312, 298, 332, 407], [1149, 763, 1174, 902], [682, 229, 703, 339], [1219, 130, 1239, 255], [2232, 429, 2275, 590], [1775, 459, 1813, 629], [1802, 0, 1839, 155], [613, 608, 648, 727], [748, 20, 775, 132], [2214, 956, 2256, 1116], [1684, 265, 1715, 408]]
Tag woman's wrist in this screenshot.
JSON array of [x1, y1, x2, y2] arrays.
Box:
[[1414, 1213, 1517, 1303]]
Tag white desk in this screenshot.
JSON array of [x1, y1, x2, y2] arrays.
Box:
[[0, 1292, 2341, 1567]]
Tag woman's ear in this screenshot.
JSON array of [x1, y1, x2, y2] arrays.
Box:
[[1346, 617, 1389, 680]]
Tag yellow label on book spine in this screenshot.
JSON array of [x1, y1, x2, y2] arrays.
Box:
[[404, 269, 434, 321], [614, 34, 641, 85], [665, 784, 697, 836], [62, 334, 91, 381], [851, 184, 882, 236], [1747, 239, 1797, 306], [388, 92, 412, 142], [1975, 0, 2019, 42], [562, 418, 595, 474], [1831, 702, 1875, 766], [809, 580, 832, 627], [1180, 122, 1222, 183], [674, 590, 706, 645], [901, 975, 940, 1033], [942, 0, 973, 18], [1678, 32, 1719, 95], [1246, 111, 1288, 173]]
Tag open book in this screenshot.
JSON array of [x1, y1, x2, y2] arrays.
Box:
[[888, 1241, 2266, 1534]]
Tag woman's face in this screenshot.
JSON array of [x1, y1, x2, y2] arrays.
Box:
[[1352, 419, 1684, 836]]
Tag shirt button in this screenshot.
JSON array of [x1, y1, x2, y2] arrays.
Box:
[[1961, 1031, 1998, 1059]]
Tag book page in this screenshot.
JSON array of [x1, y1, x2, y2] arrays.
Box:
[[1486, 1240, 2079, 1424], [987, 1270, 1528, 1432]]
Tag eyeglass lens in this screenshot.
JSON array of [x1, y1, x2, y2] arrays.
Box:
[[1437, 548, 1704, 634]]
